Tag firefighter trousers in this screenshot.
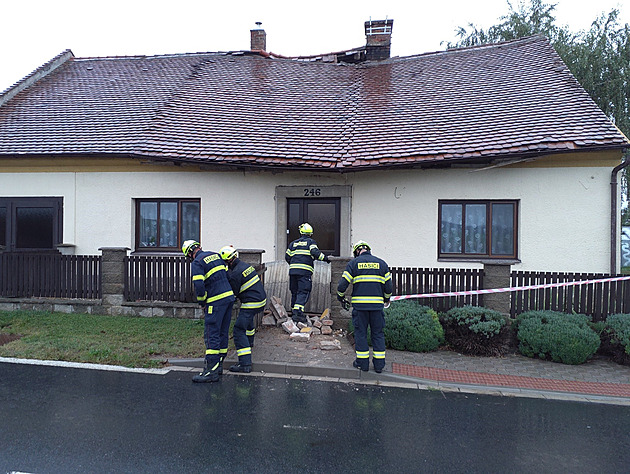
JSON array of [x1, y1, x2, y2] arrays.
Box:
[[233, 307, 257, 366], [352, 308, 386, 372], [203, 300, 234, 370], [289, 273, 312, 322]]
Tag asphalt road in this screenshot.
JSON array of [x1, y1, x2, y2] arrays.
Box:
[[1, 362, 629, 473]]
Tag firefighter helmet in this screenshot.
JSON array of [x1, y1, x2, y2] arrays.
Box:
[[219, 245, 238, 261], [182, 240, 200, 258], [299, 223, 313, 235], [352, 240, 371, 257]]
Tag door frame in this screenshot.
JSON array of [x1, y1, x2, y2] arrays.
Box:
[[275, 185, 352, 260]]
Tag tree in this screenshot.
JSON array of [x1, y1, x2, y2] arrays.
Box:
[[446, 0, 630, 198]]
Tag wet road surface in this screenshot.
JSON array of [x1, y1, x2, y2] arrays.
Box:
[[1, 362, 629, 473]]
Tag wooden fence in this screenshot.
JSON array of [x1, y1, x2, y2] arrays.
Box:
[[3, 252, 630, 322], [510, 271, 630, 321], [390, 267, 484, 312], [125, 255, 195, 303], [0, 252, 101, 299]]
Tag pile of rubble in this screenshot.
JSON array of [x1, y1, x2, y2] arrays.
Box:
[[262, 296, 343, 350]]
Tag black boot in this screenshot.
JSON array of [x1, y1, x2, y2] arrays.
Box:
[[229, 363, 252, 373], [192, 363, 220, 383]]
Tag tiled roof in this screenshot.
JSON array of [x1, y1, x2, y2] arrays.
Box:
[[0, 36, 627, 170]]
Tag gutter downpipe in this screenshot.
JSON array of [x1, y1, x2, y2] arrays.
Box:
[[611, 158, 630, 274]]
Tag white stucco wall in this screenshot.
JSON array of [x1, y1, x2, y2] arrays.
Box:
[[349, 163, 612, 272], [0, 151, 620, 273]]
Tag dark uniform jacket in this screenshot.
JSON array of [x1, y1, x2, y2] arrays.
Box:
[[192, 250, 235, 306], [227, 258, 267, 310], [285, 236, 326, 275], [337, 251, 393, 310]]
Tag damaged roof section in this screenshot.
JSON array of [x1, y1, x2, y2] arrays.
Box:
[[0, 34, 627, 171]]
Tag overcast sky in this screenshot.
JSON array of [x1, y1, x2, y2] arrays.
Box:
[[0, 0, 627, 93]]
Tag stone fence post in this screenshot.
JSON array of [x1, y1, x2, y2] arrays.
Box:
[[329, 256, 352, 327], [237, 248, 265, 268], [99, 247, 129, 314], [482, 262, 512, 315]]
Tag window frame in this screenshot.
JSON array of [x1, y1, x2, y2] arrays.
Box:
[[134, 198, 200, 253], [438, 199, 519, 260], [286, 197, 341, 256], [0, 197, 63, 252]]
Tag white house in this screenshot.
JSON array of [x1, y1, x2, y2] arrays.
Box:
[[0, 20, 628, 274]]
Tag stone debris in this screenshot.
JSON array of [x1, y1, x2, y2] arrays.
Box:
[[320, 339, 341, 350], [289, 332, 311, 342], [261, 312, 277, 326], [321, 326, 333, 335], [268, 296, 288, 323], [267, 299, 345, 351], [282, 318, 299, 334]]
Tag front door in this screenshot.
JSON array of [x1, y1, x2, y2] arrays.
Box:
[[287, 198, 340, 256]]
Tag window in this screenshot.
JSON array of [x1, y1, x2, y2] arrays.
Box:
[[0, 197, 63, 252], [287, 198, 340, 256], [135, 199, 200, 251], [439, 200, 518, 259]]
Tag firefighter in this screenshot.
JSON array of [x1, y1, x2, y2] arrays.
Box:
[[220, 245, 267, 373], [285, 223, 330, 324], [182, 240, 235, 383], [337, 240, 392, 373]]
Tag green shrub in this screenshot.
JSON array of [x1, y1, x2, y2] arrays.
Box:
[[599, 313, 630, 365], [516, 310, 600, 365], [382, 301, 444, 352], [606, 314, 630, 353], [440, 306, 511, 356]]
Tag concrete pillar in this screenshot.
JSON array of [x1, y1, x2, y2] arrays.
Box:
[[237, 248, 265, 267], [330, 256, 352, 327], [99, 247, 129, 309], [482, 262, 512, 315]]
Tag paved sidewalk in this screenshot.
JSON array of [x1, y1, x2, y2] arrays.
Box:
[[168, 326, 630, 406]]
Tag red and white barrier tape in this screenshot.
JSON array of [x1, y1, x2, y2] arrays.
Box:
[[390, 275, 630, 301]]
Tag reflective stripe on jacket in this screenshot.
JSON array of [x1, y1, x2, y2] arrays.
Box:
[[337, 251, 392, 310], [227, 258, 267, 310], [285, 236, 326, 275], [191, 250, 235, 305]]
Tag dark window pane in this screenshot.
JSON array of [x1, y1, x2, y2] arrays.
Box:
[[139, 202, 158, 247], [0, 207, 6, 247], [464, 204, 486, 254], [181, 202, 200, 242], [287, 201, 302, 247], [440, 204, 462, 253], [159, 202, 178, 247], [492, 203, 514, 255], [287, 198, 340, 255], [16, 207, 54, 249], [306, 202, 336, 251]]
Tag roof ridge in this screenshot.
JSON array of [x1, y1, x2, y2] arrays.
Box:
[[392, 34, 548, 62], [0, 49, 74, 106]]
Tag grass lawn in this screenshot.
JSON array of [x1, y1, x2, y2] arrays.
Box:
[[0, 310, 210, 368]]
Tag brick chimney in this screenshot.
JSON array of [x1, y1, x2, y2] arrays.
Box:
[[250, 22, 266, 51], [364, 19, 393, 60]]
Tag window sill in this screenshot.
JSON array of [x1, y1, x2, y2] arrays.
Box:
[[438, 257, 521, 265], [131, 250, 184, 257]]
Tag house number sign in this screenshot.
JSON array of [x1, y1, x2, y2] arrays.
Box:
[[303, 188, 321, 196]]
